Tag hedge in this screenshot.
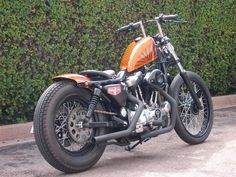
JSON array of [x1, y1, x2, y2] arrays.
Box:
[[0, 0, 235, 124]]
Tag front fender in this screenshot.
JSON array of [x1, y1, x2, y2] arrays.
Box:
[[53, 74, 90, 84]]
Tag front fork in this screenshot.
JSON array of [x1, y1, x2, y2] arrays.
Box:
[[179, 72, 203, 110], [166, 42, 203, 110]]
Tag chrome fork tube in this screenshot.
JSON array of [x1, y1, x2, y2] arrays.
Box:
[[165, 42, 185, 73], [165, 42, 203, 110]]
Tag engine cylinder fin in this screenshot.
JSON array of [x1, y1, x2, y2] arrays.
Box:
[[155, 91, 158, 107], [149, 91, 159, 107], [150, 91, 154, 105]]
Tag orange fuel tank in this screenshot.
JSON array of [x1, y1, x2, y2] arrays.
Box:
[[120, 37, 157, 72]]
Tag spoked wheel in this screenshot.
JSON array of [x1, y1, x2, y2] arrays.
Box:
[[55, 97, 94, 153], [169, 71, 213, 144], [34, 81, 107, 173]]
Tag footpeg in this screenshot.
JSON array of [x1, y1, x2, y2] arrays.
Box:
[[125, 138, 150, 151]]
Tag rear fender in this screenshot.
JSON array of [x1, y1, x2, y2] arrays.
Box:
[[53, 74, 90, 85], [53, 74, 115, 123]]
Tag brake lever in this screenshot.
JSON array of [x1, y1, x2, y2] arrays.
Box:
[[164, 19, 187, 24], [173, 19, 187, 23]]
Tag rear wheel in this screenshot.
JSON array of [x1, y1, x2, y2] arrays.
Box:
[[34, 81, 107, 173], [169, 71, 213, 144]]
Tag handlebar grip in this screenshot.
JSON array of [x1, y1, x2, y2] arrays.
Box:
[[116, 23, 134, 33], [162, 14, 178, 21]]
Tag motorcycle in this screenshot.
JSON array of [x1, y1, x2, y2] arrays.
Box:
[[33, 13, 213, 173]]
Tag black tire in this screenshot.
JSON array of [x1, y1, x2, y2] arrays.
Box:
[[33, 81, 107, 173], [169, 71, 213, 145]]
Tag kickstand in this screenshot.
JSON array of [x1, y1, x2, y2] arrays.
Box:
[[125, 138, 150, 151]]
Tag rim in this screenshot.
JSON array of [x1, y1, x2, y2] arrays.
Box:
[[54, 96, 95, 153], [178, 81, 209, 136]]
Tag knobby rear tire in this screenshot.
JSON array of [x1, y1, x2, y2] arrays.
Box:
[[33, 81, 107, 173]]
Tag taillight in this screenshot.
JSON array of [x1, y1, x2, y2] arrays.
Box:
[[107, 85, 121, 96]]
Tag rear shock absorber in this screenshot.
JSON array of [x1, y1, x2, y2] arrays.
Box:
[[86, 88, 102, 118]]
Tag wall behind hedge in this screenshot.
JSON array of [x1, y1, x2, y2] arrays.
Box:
[[0, 0, 235, 124]]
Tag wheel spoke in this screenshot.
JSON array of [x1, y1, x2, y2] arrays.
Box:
[[54, 99, 93, 153], [178, 81, 209, 136]]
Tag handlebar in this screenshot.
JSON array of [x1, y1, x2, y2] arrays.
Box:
[[116, 21, 147, 37], [161, 14, 178, 21], [117, 23, 134, 33], [155, 14, 187, 23], [117, 14, 186, 35], [116, 22, 140, 33]]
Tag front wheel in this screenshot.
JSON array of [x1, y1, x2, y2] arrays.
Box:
[[169, 71, 213, 145], [33, 81, 107, 173]]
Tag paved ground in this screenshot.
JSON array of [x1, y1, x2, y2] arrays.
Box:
[[0, 107, 236, 177]]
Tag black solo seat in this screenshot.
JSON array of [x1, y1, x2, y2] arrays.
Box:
[[79, 70, 115, 80]]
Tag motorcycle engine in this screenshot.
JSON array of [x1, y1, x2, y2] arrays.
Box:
[[124, 69, 170, 133], [128, 101, 171, 133]]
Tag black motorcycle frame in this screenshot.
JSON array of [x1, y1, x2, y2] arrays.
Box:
[[82, 15, 202, 145]]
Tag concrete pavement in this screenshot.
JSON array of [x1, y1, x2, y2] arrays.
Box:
[[0, 107, 235, 177]]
